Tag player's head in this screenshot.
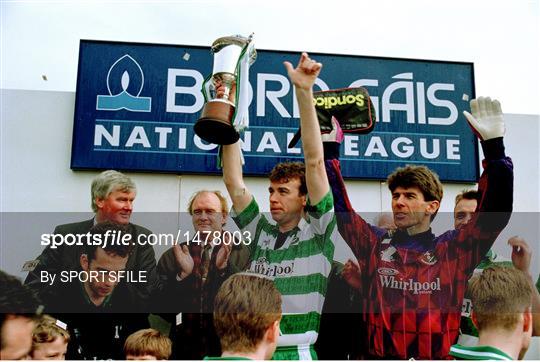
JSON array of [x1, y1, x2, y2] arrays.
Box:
[[0, 270, 42, 360], [188, 190, 228, 234], [30, 315, 70, 360], [454, 189, 479, 229], [268, 162, 307, 229], [80, 222, 134, 300], [387, 165, 443, 230], [91, 170, 137, 224], [214, 273, 282, 360], [124, 328, 172, 360], [469, 266, 533, 358]]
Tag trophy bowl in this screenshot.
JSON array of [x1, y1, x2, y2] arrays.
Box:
[[195, 35, 256, 145]]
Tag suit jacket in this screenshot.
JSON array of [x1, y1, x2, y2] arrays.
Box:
[[25, 218, 160, 308], [157, 239, 250, 359], [157, 241, 251, 311], [41, 279, 149, 360]]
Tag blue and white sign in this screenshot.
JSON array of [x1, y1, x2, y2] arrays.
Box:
[[72, 40, 477, 181]]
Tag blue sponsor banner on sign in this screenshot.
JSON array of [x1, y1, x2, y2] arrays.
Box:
[[72, 40, 477, 181]]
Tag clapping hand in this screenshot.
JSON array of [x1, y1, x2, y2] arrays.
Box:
[[173, 244, 194, 279], [509, 236, 532, 276], [342, 259, 362, 290], [216, 236, 232, 271]]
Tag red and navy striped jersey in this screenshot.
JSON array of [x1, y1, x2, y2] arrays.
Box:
[[325, 138, 513, 359]]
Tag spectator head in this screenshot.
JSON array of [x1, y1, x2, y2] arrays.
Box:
[[469, 266, 533, 358], [30, 315, 70, 360], [91, 170, 137, 224], [124, 328, 172, 360], [373, 212, 396, 230], [214, 273, 282, 360], [188, 190, 228, 234], [80, 222, 134, 302], [0, 270, 42, 360], [268, 162, 307, 230], [454, 189, 480, 229], [387, 165, 443, 231]]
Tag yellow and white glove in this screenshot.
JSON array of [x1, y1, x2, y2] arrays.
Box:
[[463, 96, 505, 141]]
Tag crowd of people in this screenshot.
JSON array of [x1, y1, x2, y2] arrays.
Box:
[[1, 53, 539, 360]]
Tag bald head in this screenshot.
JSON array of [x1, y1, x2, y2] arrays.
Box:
[[188, 190, 228, 234]]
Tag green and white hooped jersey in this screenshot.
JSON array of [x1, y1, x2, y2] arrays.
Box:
[[232, 192, 355, 360], [450, 344, 513, 360], [458, 250, 513, 346]]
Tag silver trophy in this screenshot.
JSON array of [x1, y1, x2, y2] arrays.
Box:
[[195, 34, 256, 145]]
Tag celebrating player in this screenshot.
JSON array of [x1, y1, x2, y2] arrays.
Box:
[[323, 96, 513, 359]]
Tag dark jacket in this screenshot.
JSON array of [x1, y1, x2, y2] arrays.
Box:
[[157, 240, 250, 359], [41, 279, 149, 360], [25, 219, 160, 308]]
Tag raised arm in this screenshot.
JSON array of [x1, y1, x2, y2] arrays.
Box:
[[284, 52, 328, 205], [222, 142, 253, 213], [458, 97, 513, 270], [320, 118, 385, 264], [463, 97, 513, 226]]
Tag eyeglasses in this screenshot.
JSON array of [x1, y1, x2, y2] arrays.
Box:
[[192, 209, 219, 216]]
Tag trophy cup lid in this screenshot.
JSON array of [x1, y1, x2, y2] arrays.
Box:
[[211, 34, 257, 64]]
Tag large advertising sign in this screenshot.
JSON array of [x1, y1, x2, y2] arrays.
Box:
[[72, 40, 477, 181]]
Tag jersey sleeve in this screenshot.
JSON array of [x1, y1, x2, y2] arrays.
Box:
[[325, 158, 379, 268], [230, 196, 261, 257], [305, 190, 358, 268], [455, 137, 514, 275], [305, 190, 334, 235]]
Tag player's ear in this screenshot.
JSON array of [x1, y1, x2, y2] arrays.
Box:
[[523, 307, 532, 333], [266, 319, 281, 344], [80, 254, 89, 271], [221, 211, 228, 227], [95, 197, 105, 209], [426, 200, 440, 216]]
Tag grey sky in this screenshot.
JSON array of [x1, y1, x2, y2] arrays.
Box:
[[1, 0, 539, 114]]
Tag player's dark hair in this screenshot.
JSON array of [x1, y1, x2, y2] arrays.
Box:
[[387, 165, 443, 220], [269, 162, 307, 196], [83, 221, 134, 262], [455, 189, 480, 205]]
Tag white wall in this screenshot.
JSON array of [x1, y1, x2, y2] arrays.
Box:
[[1, 88, 539, 271], [1, 88, 539, 358]]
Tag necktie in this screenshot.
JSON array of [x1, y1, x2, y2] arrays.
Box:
[[200, 244, 212, 283]]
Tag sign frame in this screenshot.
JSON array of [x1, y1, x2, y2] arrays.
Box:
[[71, 39, 478, 182]]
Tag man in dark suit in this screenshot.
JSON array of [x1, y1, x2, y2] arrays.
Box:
[[40, 222, 149, 360], [157, 190, 250, 359], [25, 170, 159, 306]]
